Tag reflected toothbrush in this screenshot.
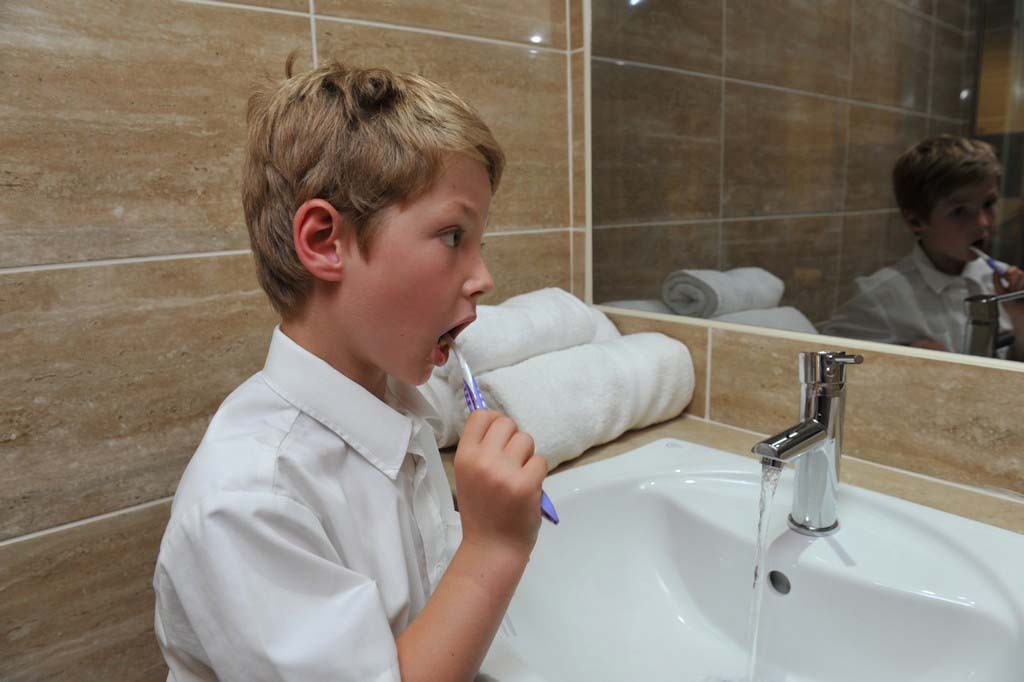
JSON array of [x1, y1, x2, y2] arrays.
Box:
[[444, 336, 559, 525], [973, 246, 1008, 279]]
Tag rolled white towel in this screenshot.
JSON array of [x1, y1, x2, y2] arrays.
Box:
[[712, 306, 818, 335], [661, 267, 784, 318], [439, 287, 598, 378], [476, 333, 694, 469]]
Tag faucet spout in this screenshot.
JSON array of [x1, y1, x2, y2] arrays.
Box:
[[750, 351, 862, 537], [753, 419, 827, 469]]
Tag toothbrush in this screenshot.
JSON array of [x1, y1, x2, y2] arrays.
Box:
[[972, 246, 1008, 277], [445, 338, 560, 525]]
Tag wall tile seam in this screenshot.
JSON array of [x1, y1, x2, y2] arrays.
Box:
[[591, 55, 966, 123], [314, 12, 570, 54], [175, 0, 573, 53], [592, 209, 897, 231], [0, 496, 174, 549], [879, 0, 973, 34], [0, 230, 578, 276]]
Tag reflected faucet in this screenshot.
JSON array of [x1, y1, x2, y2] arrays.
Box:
[[963, 290, 1024, 356], [752, 351, 863, 537]]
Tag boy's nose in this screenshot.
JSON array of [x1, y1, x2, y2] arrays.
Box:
[[464, 255, 494, 299]]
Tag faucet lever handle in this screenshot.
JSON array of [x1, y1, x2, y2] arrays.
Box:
[[800, 350, 863, 384]]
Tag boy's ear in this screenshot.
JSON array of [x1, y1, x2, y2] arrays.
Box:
[[902, 209, 926, 235], [292, 199, 352, 282]]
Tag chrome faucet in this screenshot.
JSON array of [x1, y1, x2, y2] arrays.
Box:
[[752, 351, 863, 537], [963, 290, 1024, 356]]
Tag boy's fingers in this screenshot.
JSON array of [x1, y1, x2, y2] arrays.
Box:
[[481, 415, 518, 451], [507, 431, 535, 465], [461, 409, 501, 445]]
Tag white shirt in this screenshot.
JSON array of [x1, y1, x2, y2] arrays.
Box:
[[153, 327, 461, 682], [821, 244, 1010, 354]]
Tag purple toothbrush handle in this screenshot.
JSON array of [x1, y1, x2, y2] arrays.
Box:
[[463, 380, 558, 525]]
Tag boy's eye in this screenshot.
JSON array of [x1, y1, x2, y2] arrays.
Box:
[[951, 207, 966, 218], [441, 229, 463, 248]]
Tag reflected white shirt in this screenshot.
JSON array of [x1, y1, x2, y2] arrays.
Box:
[[821, 244, 1010, 354], [153, 327, 461, 682]]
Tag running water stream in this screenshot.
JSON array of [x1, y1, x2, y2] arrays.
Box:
[[745, 464, 782, 682]]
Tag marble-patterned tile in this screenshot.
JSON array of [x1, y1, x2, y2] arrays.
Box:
[[721, 216, 843, 323], [726, 0, 852, 97], [935, 0, 971, 29], [0, 255, 277, 540], [931, 23, 972, 119], [709, 327, 1024, 494], [723, 84, 846, 217], [481, 230, 572, 303], [316, 21, 569, 232], [569, 0, 584, 50], [592, 223, 720, 304], [845, 105, 929, 211], [572, 52, 586, 229], [844, 350, 1024, 494], [0, 501, 170, 679], [229, 0, 307, 10], [0, 0, 310, 268], [851, 0, 932, 111], [316, 0, 566, 48], [592, 60, 721, 225], [572, 230, 586, 298], [976, 28, 1012, 135], [591, 0, 722, 74], [605, 311, 710, 418]]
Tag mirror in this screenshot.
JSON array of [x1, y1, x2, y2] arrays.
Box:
[[590, 0, 1023, 360]]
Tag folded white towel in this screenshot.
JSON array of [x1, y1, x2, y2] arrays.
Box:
[[421, 288, 621, 447], [476, 333, 694, 469], [712, 306, 818, 335], [661, 267, 784, 318], [439, 287, 599, 378]]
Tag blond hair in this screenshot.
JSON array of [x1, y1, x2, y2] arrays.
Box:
[[893, 135, 1002, 224], [242, 55, 505, 318]]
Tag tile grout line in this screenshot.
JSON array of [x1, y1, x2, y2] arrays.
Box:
[[566, 0, 575, 292], [704, 326, 713, 420], [309, 0, 318, 67], [593, 208, 898, 231], [717, 0, 727, 268], [0, 229, 581, 276], [833, 3, 856, 317], [590, 55, 965, 124], [0, 496, 175, 548]]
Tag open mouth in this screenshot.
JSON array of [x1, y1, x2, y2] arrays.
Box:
[[433, 318, 474, 366]]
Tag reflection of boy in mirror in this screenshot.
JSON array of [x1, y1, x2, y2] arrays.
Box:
[[822, 135, 1024, 359]]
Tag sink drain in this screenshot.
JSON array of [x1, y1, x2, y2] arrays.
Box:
[[768, 570, 791, 595]]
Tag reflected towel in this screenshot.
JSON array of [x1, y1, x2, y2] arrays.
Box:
[[477, 333, 694, 469], [661, 267, 784, 318], [712, 306, 818, 335]]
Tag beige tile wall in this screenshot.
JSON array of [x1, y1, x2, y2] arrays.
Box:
[[591, 0, 975, 324], [605, 308, 1024, 498], [0, 0, 581, 677]]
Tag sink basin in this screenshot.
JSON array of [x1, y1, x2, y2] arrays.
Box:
[[480, 438, 1024, 681]]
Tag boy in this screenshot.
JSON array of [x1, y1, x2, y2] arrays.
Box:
[[153, 57, 548, 681], [822, 135, 1024, 359]]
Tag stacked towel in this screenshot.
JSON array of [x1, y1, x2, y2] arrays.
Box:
[[713, 306, 818, 335], [424, 288, 623, 447], [478, 334, 694, 469], [439, 287, 600, 377], [661, 267, 784, 317]]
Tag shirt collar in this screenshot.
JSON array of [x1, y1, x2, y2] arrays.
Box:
[[260, 326, 437, 480], [910, 242, 988, 294]]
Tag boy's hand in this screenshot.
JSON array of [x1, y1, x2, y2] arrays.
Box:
[[454, 410, 547, 557], [995, 267, 1024, 323]]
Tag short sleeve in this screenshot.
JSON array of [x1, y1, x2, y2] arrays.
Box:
[[156, 491, 401, 682]]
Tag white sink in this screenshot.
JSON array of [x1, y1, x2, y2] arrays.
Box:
[[480, 438, 1024, 682]]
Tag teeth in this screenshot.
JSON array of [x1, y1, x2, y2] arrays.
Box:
[[438, 334, 454, 350]]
